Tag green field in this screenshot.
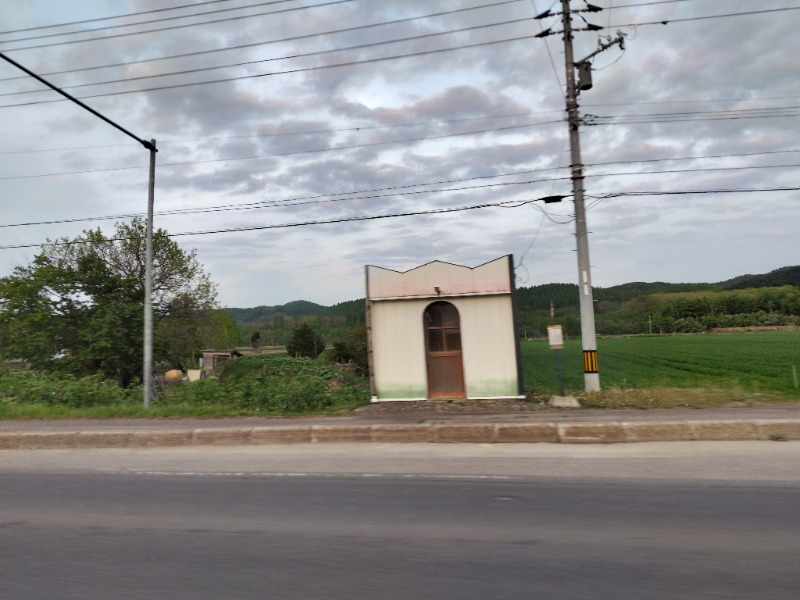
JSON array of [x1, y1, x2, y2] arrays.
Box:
[[522, 330, 800, 405]]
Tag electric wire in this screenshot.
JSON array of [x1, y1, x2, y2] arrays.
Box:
[[0, 0, 524, 83], [610, 6, 800, 28], [2, 154, 798, 230], [0, 0, 519, 53], [0, 33, 539, 109], [0, 0, 230, 36], [0, 17, 535, 98], [0, 1, 330, 44], [0, 0, 356, 53], [0, 109, 559, 155], [0, 117, 566, 180], [2, 185, 798, 251]]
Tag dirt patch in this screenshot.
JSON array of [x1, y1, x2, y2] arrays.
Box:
[[351, 397, 548, 417]]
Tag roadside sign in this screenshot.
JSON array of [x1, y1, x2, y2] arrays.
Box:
[[547, 325, 564, 349]]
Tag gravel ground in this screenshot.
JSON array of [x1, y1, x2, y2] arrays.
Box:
[[350, 398, 544, 416]]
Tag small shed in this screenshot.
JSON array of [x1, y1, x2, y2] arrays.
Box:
[[200, 349, 241, 376], [366, 255, 523, 402]]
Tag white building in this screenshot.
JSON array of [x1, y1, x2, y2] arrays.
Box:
[[366, 255, 524, 402]]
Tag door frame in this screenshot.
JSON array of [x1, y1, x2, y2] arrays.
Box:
[[423, 301, 466, 399]]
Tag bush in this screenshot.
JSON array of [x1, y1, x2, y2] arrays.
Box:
[[328, 325, 369, 375], [0, 370, 140, 407], [159, 354, 368, 414]]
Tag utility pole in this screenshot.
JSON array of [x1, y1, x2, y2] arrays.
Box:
[[0, 52, 158, 407], [536, 2, 624, 392], [143, 139, 157, 408]]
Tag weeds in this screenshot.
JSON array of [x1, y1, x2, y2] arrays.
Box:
[[0, 355, 370, 419]]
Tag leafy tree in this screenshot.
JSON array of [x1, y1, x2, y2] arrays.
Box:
[[250, 330, 262, 353], [0, 219, 220, 386], [329, 324, 369, 375], [286, 323, 325, 359]]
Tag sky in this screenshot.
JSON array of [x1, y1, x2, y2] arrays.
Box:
[[0, 0, 798, 308]]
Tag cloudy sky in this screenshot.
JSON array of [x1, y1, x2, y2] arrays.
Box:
[[1, 0, 798, 308]]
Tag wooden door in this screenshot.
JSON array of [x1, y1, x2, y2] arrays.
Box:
[[424, 302, 465, 399]]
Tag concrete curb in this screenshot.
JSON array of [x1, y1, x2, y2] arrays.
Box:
[[1, 419, 799, 450]]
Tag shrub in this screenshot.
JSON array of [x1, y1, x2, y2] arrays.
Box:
[[286, 323, 325, 359], [328, 324, 369, 375]]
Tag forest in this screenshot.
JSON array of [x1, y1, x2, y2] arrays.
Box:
[[226, 266, 800, 343]]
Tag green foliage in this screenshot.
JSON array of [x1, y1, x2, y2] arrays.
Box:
[[250, 330, 262, 351], [328, 324, 369, 375], [720, 266, 800, 290], [286, 323, 325, 359], [516, 270, 799, 338], [0, 354, 370, 417], [0, 370, 140, 407], [161, 355, 368, 414], [650, 287, 800, 332], [0, 218, 226, 385]]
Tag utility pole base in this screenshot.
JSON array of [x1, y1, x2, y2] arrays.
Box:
[[584, 372, 600, 393]]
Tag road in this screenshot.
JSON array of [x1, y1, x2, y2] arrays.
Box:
[[2, 443, 799, 599]]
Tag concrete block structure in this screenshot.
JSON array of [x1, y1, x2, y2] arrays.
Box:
[[366, 255, 523, 402]]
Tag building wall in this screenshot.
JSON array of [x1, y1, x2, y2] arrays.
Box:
[[370, 299, 429, 400], [369, 295, 520, 400], [457, 295, 519, 398], [368, 256, 512, 300]]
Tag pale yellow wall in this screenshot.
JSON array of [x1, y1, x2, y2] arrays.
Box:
[[370, 299, 429, 399], [370, 295, 520, 400], [452, 296, 519, 398]]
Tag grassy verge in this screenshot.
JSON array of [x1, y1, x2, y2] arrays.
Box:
[[0, 355, 370, 419], [523, 330, 800, 408]]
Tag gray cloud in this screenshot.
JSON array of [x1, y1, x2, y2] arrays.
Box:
[[0, 0, 797, 307]]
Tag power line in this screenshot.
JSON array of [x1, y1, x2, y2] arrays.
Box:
[[593, 186, 800, 199], [0, 118, 565, 180], [0, 0, 355, 53], [584, 105, 800, 125], [3, 185, 798, 251], [608, 0, 691, 8], [0, 173, 573, 229], [0, 0, 313, 44], [0, 1, 524, 83], [0, 17, 534, 98], [3, 155, 798, 230], [611, 6, 800, 28], [0, 0, 230, 36], [0, 197, 548, 250], [590, 163, 800, 178], [0, 109, 559, 155], [0, 33, 538, 109], [583, 95, 800, 108], [589, 148, 800, 167]]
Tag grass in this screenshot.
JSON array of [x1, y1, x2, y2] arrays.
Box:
[[523, 330, 800, 408], [0, 355, 370, 420], [3, 331, 798, 417]]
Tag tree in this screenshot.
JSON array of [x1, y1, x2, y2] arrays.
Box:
[[0, 219, 220, 386], [250, 330, 262, 353], [286, 323, 325, 359], [329, 324, 369, 375]]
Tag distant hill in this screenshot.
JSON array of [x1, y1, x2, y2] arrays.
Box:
[[224, 266, 799, 339], [718, 266, 800, 290], [226, 300, 325, 323]]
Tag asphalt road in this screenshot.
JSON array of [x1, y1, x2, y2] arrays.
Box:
[[2, 443, 799, 599]]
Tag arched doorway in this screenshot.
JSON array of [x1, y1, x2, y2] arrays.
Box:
[[424, 301, 465, 399]]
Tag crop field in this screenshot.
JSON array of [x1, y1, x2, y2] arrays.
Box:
[[521, 330, 800, 404]]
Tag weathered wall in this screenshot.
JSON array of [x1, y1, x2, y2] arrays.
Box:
[[369, 295, 520, 401]]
